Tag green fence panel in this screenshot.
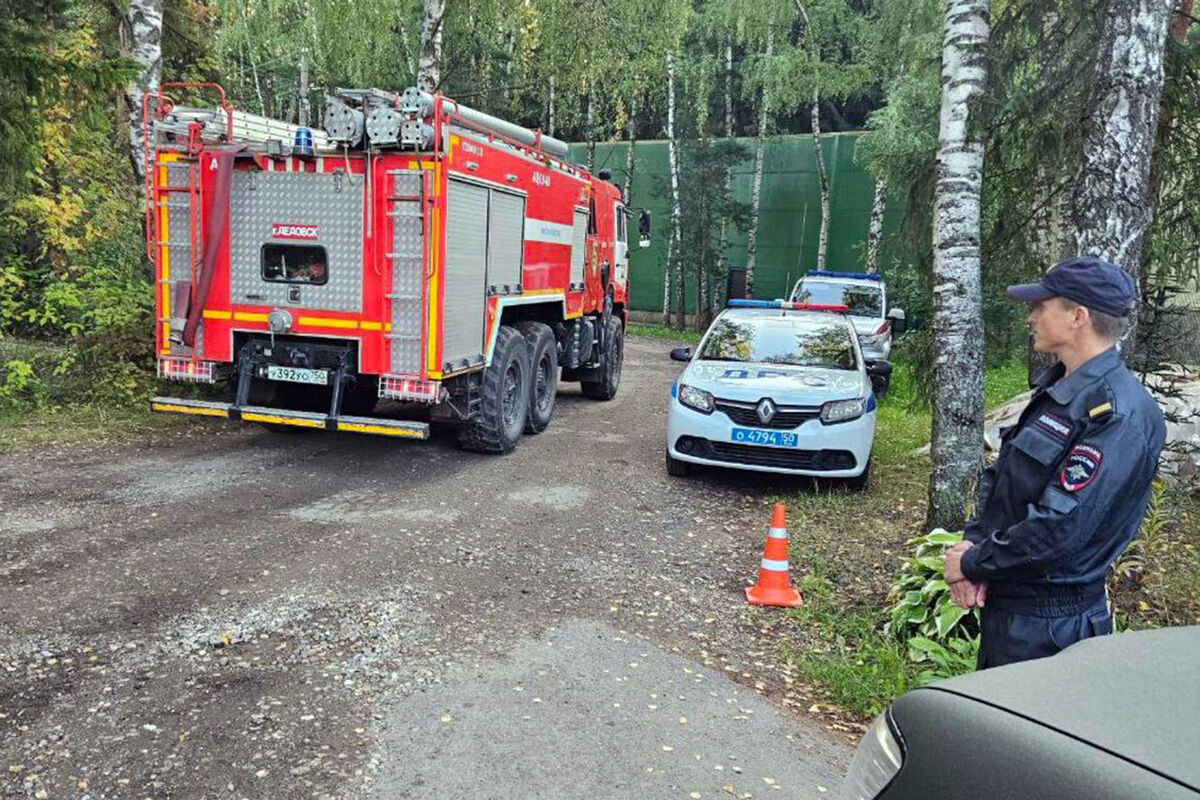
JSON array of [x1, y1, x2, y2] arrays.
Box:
[[569, 133, 906, 313]]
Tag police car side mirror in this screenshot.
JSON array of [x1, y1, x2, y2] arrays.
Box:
[[887, 307, 907, 336], [865, 360, 892, 377], [669, 346, 692, 362]]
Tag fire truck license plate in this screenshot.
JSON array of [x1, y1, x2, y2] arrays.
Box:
[[731, 428, 798, 448], [266, 365, 328, 386]]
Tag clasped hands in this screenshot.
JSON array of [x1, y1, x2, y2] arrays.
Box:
[[944, 540, 987, 609]]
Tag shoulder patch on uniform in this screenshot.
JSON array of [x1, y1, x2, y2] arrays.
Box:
[[1086, 387, 1114, 422], [1061, 442, 1103, 492], [1032, 412, 1072, 440]]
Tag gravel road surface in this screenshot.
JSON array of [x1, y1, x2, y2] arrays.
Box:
[[0, 335, 851, 799]]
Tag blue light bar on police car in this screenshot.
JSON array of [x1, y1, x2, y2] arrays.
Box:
[[728, 299, 849, 312], [805, 269, 882, 281]]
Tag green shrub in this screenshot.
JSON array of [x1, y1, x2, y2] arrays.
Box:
[[885, 529, 980, 681]]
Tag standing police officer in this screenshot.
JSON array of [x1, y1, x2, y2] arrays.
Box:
[[943, 256, 1166, 669]]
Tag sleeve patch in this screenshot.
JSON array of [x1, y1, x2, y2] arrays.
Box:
[[1061, 442, 1103, 492]]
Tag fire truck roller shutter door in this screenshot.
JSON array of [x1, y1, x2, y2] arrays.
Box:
[[486, 190, 525, 294], [229, 171, 364, 313], [570, 210, 587, 288], [442, 178, 490, 370]]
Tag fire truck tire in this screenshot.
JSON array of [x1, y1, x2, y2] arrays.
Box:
[[517, 321, 557, 434], [580, 317, 624, 401], [457, 325, 531, 454]]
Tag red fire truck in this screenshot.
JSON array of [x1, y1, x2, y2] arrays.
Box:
[[147, 83, 636, 453]]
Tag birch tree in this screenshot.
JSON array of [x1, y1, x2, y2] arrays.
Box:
[[745, 28, 774, 298], [864, 181, 887, 273], [927, 0, 989, 531], [717, 38, 734, 309], [1067, 0, 1174, 344], [118, 0, 163, 195], [666, 50, 686, 329], [418, 0, 445, 92], [810, 87, 831, 270]]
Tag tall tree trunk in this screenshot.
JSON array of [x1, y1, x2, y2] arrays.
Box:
[[586, 79, 597, 172], [745, 29, 773, 298], [927, 0, 989, 532], [865, 179, 887, 273], [547, 76, 556, 136], [623, 96, 638, 205], [717, 37, 733, 314], [663, 230, 674, 325], [1068, 0, 1173, 348], [811, 88, 831, 271], [666, 51, 685, 329], [118, 0, 163, 197], [417, 0, 445, 93]]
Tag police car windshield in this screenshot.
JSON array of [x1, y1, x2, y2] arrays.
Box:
[[699, 316, 857, 370], [793, 281, 882, 317]]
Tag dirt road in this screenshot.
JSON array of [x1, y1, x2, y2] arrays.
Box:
[[0, 335, 850, 799]]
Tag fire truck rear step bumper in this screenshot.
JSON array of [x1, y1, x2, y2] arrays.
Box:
[[150, 397, 430, 439]]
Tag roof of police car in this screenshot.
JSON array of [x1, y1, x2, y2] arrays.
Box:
[[716, 306, 853, 325]]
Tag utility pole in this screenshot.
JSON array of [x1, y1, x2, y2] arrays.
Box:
[[299, 47, 311, 127]]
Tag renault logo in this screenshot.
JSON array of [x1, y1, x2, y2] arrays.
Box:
[[756, 398, 776, 424]]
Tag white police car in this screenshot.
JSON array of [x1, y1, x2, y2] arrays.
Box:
[[790, 270, 905, 395], [665, 300, 882, 489]]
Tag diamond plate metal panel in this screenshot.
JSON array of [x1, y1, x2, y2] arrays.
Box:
[[442, 179, 489, 368], [228, 170, 364, 313], [390, 171, 424, 374], [487, 190, 524, 292], [570, 210, 587, 286], [162, 162, 200, 356]]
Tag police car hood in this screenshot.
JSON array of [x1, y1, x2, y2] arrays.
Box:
[[684, 359, 864, 404]]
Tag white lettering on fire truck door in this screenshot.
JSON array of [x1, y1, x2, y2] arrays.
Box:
[[272, 223, 319, 240]]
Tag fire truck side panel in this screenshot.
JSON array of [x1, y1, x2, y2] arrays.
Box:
[[441, 177, 491, 372], [485, 188, 526, 292]]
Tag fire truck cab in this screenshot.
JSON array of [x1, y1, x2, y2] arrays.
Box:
[[148, 84, 631, 453]]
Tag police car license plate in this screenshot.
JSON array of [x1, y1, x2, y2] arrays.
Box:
[[731, 428, 798, 448], [266, 365, 328, 386]]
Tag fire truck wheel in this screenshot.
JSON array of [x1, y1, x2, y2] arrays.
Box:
[[580, 317, 624, 401], [517, 321, 557, 434], [457, 325, 531, 454]]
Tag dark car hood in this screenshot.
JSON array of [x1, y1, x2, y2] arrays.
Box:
[[924, 626, 1200, 790]]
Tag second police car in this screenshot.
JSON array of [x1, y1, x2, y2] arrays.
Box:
[[665, 299, 885, 489]]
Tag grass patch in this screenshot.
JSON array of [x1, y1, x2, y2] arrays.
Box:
[[627, 321, 703, 344], [984, 361, 1028, 408], [0, 402, 179, 455]]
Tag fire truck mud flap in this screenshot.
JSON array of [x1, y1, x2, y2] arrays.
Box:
[[150, 397, 430, 439]]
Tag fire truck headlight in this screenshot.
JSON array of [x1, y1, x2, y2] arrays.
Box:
[[678, 384, 715, 414]]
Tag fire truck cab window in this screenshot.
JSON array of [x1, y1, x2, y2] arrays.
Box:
[[616, 207, 627, 243], [261, 244, 329, 285]]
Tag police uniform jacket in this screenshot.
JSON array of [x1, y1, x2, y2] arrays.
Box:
[[960, 347, 1166, 601]]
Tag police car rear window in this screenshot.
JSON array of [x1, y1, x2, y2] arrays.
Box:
[[699, 317, 857, 370], [793, 281, 881, 317]]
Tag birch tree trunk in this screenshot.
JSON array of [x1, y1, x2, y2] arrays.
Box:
[[1068, 0, 1173, 348], [666, 51, 685, 329], [865, 180, 887, 273], [663, 230, 674, 325], [547, 76, 556, 136], [417, 0, 445, 93], [586, 80, 597, 172], [623, 97, 637, 205], [745, 29, 773, 298], [717, 38, 733, 313], [811, 88, 831, 271], [118, 0, 163, 196], [927, 0, 989, 532]]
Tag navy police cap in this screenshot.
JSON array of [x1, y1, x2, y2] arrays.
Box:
[[1006, 256, 1135, 317]]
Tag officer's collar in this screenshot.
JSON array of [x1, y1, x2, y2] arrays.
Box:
[[1042, 346, 1122, 404]]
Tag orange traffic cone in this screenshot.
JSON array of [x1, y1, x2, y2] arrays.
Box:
[[745, 503, 803, 608]]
